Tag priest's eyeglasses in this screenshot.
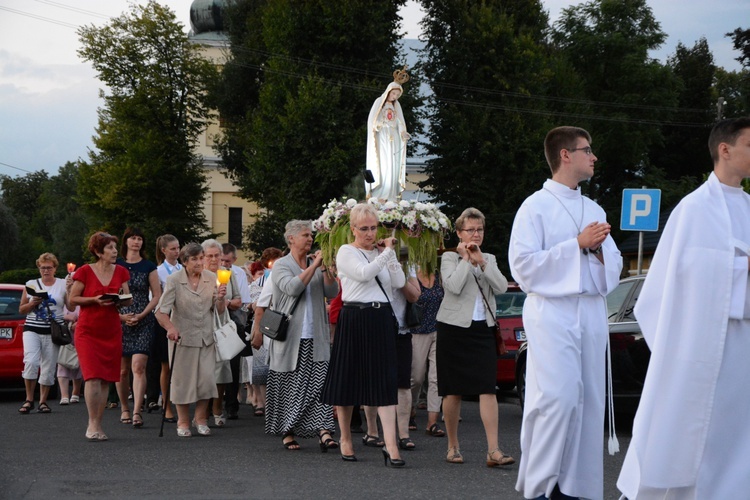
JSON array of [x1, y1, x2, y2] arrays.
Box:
[[568, 146, 594, 155]]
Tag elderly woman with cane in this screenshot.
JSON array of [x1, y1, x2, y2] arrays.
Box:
[[155, 242, 227, 438]]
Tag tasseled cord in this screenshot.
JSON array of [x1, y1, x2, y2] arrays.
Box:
[[607, 338, 620, 455]]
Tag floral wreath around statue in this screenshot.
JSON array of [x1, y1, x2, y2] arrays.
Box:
[[314, 197, 452, 275]]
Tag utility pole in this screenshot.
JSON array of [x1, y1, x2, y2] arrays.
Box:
[[717, 96, 727, 121]]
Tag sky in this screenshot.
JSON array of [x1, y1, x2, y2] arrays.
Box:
[[0, 0, 746, 177]]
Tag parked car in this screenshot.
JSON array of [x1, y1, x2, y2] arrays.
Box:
[[495, 283, 527, 391], [514, 275, 649, 413], [0, 284, 26, 387]]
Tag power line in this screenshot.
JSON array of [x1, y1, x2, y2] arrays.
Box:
[[0, 161, 35, 174], [33, 0, 111, 20], [0, 5, 78, 29]]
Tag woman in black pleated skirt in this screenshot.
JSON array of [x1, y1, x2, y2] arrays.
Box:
[[320, 203, 405, 466]]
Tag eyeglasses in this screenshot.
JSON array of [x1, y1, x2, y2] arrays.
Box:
[[461, 228, 484, 235], [568, 146, 594, 155], [39, 266, 55, 271], [355, 226, 378, 232]]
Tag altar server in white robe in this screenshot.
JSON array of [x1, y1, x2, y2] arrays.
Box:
[[509, 126, 622, 500], [617, 117, 750, 500]]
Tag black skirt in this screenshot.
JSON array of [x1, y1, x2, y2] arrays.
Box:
[[320, 304, 398, 406], [436, 320, 496, 396], [396, 333, 413, 389]]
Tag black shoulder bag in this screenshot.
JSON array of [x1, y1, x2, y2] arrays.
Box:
[[38, 279, 72, 346], [259, 290, 302, 342]]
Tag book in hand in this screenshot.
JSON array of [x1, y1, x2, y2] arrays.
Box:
[[25, 285, 49, 300], [100, 293, 133, 303]]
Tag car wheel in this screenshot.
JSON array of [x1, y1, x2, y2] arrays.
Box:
[[516, 353, 527, 410]]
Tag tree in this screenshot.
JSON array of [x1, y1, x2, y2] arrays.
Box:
[[0, 200, 19, 271], [648, 38, 715, 182], [38, 162, 89, 265], [552, 0, 681, 241], [0, 171, 51, 267], [215, 0, 415, 254], [77, 1, 217, 246], [727, 27, 750, 69], [418, 0, 567, 265]]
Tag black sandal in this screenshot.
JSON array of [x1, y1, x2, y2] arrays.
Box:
[[362, 434, 385, 447], [318, 430, 339, 453], [18, 400, 34, 414], [37, 402, 51, 413], [398, 437, 416, 450], [282, 432, 300, 450], [133, 412, 143, 428]]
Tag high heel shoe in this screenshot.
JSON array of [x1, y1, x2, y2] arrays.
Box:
[[382, 448, 405, 468], [341, 452, 357, 462]]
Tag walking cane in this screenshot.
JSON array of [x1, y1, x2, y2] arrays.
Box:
[[159, 338, 178, 437]]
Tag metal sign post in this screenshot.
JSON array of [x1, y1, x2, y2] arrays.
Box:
[[621, 187, 661, 275]]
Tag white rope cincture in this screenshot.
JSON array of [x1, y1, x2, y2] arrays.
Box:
[[607, 337, 620, 455]]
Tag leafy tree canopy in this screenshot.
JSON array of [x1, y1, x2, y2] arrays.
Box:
[[77, 0, 217, 246]]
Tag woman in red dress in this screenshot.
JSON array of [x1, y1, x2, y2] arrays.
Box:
[[69, 232, 132, 441]]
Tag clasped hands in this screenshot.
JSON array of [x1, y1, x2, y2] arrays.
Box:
[[457, 241, 485, 267], [577, 221, 610, 252]]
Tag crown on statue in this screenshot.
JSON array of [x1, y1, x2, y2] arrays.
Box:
[[392, 65, 410, 85]]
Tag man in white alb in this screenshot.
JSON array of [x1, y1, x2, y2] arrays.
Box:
[[617, 117, 750, 499], [509, 126, 622, 499]]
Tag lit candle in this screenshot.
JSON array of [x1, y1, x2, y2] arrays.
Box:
[[67, 263, 76, 273], [217, 269, 232, 285]]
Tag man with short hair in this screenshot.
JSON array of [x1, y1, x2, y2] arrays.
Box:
[[618, 117, 750, 499], [221, 242, 252, 420], [509, 126, 622, 499]]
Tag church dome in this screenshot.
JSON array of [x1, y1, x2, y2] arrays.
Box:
[[190, 0, 225, 35]]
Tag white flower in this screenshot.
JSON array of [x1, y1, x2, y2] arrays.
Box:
[[399, 200, 410, 208], [368, 197, 380, 205], [346, 198, 357, 208], [384, 201, 397, 210], [402, 214, 417, 229], [415, 202, 427, 211]]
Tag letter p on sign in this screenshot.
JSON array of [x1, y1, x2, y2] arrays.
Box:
[[621, 189, 661, 232]]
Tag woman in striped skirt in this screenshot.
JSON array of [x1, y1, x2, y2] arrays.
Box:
[[264, 220, 339, 451]]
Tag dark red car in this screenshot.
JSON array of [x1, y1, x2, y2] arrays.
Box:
[[0, 284, 25, 387], [495, 283, 527, 391]]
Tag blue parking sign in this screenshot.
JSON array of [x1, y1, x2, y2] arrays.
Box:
[[621, 189, 661, 231]]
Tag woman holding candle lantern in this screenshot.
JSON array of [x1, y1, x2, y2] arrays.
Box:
[[115, 227, 161, 428], [202, 239, 241, 427], [155, 242, 227, 437]]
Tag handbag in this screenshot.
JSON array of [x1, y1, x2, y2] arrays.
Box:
[[260, 291, 303, 342], [404, 301, 423, 328], [473, 274, 508, 357], [40, 284, 72, 346], [57, 342, 79, 370], [213, 307, 245, 362]]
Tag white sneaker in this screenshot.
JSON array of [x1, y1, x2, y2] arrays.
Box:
[[60, 398, 69, 405]]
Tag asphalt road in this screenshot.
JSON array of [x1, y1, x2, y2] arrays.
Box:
[[0, 390, 630, 499]]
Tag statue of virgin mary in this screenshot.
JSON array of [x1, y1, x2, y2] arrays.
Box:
[[365, 68, 411, 201]]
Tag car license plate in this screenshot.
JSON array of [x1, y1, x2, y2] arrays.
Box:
[[515, 329, 526, 342], [0, 327, 12, 339]]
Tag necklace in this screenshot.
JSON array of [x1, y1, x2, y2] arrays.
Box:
[[544, 187, 584, 235]]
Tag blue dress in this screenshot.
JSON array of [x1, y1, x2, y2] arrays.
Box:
[[117, 258, 157, 356]]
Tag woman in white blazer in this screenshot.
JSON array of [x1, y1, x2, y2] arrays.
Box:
[[436, 207, 515, 467]]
